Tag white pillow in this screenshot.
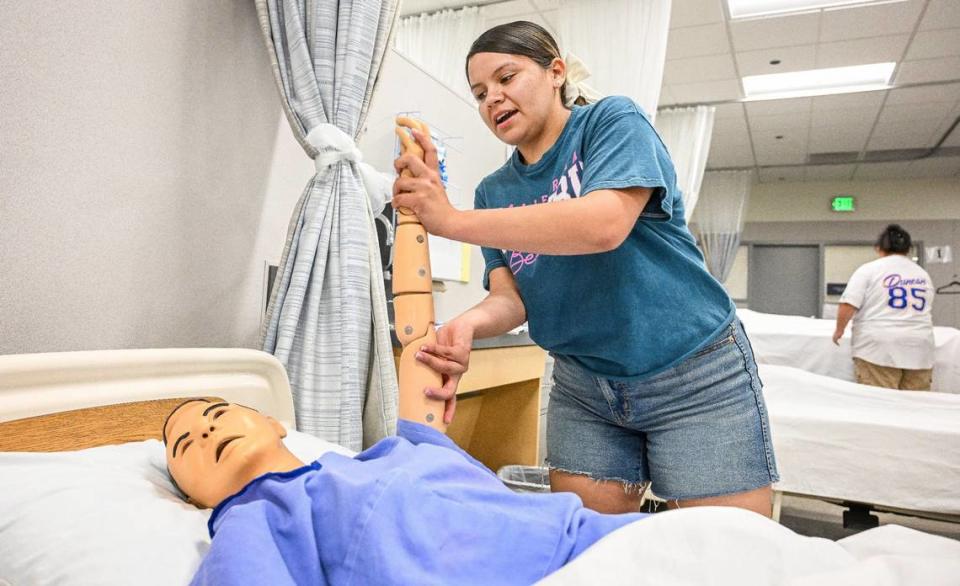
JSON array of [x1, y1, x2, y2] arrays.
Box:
[[0, 427, 354, 586]]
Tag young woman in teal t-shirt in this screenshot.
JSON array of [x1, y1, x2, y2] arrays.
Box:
[[392, 21, 778, 516]]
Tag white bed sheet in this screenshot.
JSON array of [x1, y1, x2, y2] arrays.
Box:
[[761, 363, 960, 514], [538, 507, 960, 586], [738, 308, 960, 393]]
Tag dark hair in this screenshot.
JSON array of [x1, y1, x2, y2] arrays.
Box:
[[876, 224, 911, 254], [465, 21, 586, 107]]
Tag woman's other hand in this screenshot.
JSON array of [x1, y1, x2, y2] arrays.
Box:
[[417, 319, 474, 424], [392, 129, 460, 238]]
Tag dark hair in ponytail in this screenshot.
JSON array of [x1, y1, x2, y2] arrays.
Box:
[[876, 224, 911, 254], [465, 21, 586, 107]]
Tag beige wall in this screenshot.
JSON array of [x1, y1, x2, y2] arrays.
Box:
[[747, 177, 960, 223], [0, 1, 310, 354]]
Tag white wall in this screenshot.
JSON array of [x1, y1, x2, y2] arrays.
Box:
[[747, 177, 960, 223], [0, 7, 505, 356], [0, 1, 310, 354]]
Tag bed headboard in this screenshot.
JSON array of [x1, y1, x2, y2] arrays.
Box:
[[0, 348, 295, 451]]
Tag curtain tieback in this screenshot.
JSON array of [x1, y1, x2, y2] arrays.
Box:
[[305, 123, 393, 212], [563, 52, 604, 107]]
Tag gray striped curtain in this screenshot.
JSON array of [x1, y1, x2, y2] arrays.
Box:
[[255, 0, 399, 450]]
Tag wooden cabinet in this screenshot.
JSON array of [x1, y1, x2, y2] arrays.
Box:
[[395, 345, 546, 473]]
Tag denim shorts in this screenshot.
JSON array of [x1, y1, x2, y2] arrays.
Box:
[[546, 318, 779, 501]]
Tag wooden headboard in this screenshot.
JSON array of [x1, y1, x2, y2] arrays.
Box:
[[0, 348, 294, 452]]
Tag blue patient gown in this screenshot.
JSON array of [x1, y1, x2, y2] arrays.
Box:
[[192, 421, 646, 585]]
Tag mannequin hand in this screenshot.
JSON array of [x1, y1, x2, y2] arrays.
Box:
[[417, 320, 474, 424], [832, 328, 844, 345], [392, 129, 459, 238]]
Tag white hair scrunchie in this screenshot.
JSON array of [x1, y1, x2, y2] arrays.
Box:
[[562, 52, 603, 107], [304, 123, 394, 212]]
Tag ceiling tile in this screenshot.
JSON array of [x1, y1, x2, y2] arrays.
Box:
[[905, 29, 960, 60], [867, 127, 938, 150], [811, 90, 886, 112], [886, 83, 960, 104], [757, 166, 805, 183], [816, 35, 910, 69], [736, 45, 816, 77], [729, 13, 819, 52], [811, 106, 881, 127], [663, 54, 737, 84], [745, 97, 811, 117], [877, 101, 956, 125], [670, 79, 742, 103], [908, 156, 960, 177], [804, 164, 856, 181], [707, 140, 755, 168], [714, 102, 747, 119], [666, 23, 730, 60], [854, 160, 914, 180], [919, 0, 960, 31], [943, 127, 960, 147], [670, 0, 725, 29], [657, 85, 678, 107], [713, 112, 751, 142], [809, 125, 870, 153], [895, 57, 960, 84], [754, 135, 808, 165], [749, 111, 811, 134], [819, 0, 924, 42]]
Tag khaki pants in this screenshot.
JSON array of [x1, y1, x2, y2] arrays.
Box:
[[853, 357, 932, 391]]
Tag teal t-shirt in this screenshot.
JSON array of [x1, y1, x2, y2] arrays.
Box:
[[475, 96, 735, 379]]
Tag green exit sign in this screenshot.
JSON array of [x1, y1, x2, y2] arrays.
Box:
[[831, 196, 855, 212]]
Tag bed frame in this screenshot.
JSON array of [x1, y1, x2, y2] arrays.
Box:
[[0, 348, 295, 452]]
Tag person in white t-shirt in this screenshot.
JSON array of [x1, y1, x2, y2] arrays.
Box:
[[833, 224, 935, 390]]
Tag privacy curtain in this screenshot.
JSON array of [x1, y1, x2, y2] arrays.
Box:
[[256, 0, 400, 450], [394, 6, 487, 102], [691, 171, 753, 283], [656, 106, 716, 218], [555, 0, 671, 121]]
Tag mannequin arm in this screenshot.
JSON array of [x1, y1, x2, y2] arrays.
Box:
[[394, 117, 447, 432]]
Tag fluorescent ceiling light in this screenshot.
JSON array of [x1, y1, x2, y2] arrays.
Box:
[[728, 0, 905, 20], [742, 62, 895, 101]]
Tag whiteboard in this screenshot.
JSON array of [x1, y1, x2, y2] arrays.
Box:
[[357, 49, 508, 319]]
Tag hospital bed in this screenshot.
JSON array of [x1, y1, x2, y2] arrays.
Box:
[[738, 308, 960, 393], [761, 362, 960, 526], [1, 348, 958, 586]]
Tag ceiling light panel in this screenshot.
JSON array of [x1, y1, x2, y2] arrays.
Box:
[[742, 62, 896, 101], [728, 0, 906, 20]]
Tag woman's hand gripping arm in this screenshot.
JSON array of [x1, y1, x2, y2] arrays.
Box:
[[415, 267, 526, 424]]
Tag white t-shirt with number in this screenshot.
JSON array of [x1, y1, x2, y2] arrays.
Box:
[[840, 254, 935, 369]]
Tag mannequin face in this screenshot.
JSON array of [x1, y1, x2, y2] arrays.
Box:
[[163, 400, 288, 509], [467, 52, 565, 147]]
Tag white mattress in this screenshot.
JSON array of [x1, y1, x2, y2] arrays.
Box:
[[738, 308, 960, 393], [761, 363, 960, 514]]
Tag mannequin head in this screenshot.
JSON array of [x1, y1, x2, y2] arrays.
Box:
[[162, 399, 302, 509]]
